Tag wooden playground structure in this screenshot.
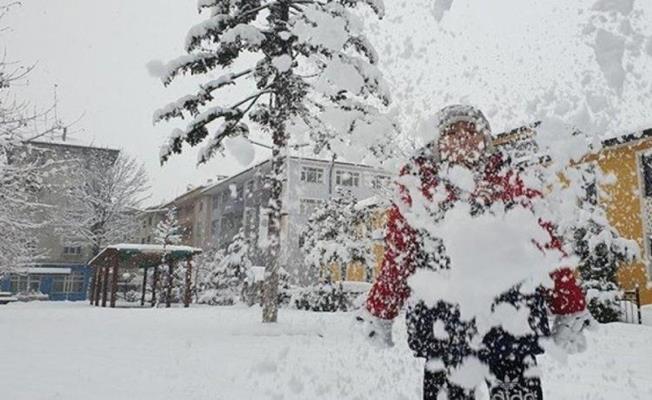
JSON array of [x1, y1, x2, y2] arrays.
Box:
[[88, 244, 202, 308]]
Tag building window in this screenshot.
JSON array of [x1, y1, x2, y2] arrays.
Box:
[[371, 175, 391, 189], [221, 217, 234, 233], [258, 208, 269, 246], [63, 246, 82, 255], [10, 275, 28, 293], [336, 171, 360, 187], [148, 215, 153, 226], [52, 272, 84, 294], [301, 167, 324, 183], [29, 275, 44, 292], [212, 194, 220, 209], [245, 180, 255, 197], [211, 220, 220, 237], [642, 154, 652, 197], [52, 275, 66, 293], [229, 184, 239, 199], [244, 207, 257, 230], [300, 198, 324, 216]]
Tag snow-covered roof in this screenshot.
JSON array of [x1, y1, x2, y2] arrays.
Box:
[[13, 267, 72, 275], [27, 139, 120, 154], [354, 195, 389, 210], [88, 243, 202, 268], [107, 243, 202, 253], [334, 280, 372, 293], [249, 266, 266, 282]]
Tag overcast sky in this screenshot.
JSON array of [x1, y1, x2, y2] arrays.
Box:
[[4, 0, 652, 205]]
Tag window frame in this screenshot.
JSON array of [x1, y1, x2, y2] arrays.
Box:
[[335, 170, 360, 187], [299, 198, 324, 216], [300, 167, 324, 184]]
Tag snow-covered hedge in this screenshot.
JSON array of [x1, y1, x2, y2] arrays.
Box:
[[292, 281, 371, 312]]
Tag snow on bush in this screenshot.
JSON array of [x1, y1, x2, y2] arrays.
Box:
[[300, 189, 375, 283], [198, 230, 251, 306]]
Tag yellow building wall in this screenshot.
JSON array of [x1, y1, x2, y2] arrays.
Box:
[[595, 139, 652, 304]]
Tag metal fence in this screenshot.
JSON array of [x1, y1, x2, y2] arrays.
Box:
[[619, 287, 642, 325]]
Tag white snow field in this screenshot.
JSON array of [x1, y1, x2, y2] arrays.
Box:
[[1, 302, 651, 400]]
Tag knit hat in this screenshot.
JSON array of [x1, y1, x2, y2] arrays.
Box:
[[414, 105, 494, 162], [433, 104, 492, 137]]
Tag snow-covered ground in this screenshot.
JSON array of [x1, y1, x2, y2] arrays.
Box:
[[1, 302, 651, 400]]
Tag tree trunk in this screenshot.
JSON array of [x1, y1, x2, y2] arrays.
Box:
[[261, 2, 291, 324], [101, 266, 109, 307], [89, 266, 99, 305], [166, 262, 174, 308], [141, 267, 148, 306], [151, 266, 159, 307], [183, 258, 193, 308], [262, 126, 287, 322], [110, 262, 119, 308]]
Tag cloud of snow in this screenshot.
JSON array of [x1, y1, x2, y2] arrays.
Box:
[[431, 0, 454, 22], [272, 55, 293, 73], [223, 135, 255, 167], [592, 28, 626, 93], [146, 59, 166, 79], [592, 0, 634, 15], [406, 202, 563, 325]]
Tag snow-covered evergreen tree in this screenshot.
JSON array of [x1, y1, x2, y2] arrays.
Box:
[[154, 207, 183, 246], [152, 207, 186, 306], [198, 229, 252, 305], [300, 189, 374, 282], [571, 167, 639, 323], [151, 0, 393, 322]]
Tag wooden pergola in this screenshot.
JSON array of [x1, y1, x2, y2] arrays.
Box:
[[88, 244, 202, 308]]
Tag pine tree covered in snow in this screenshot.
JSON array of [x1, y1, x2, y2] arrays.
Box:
[[198, 229, 252, 305], [571, 168, 639, 323], [151, 0, 392, 322], [300, 189, 374, 282], [154, 207, 183, 246], [153, 207, 186, 305]]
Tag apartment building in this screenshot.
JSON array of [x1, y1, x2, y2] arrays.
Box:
[[0, 141, 120, 301], [200, 156, 391, 285]]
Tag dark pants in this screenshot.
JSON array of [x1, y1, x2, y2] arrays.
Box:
[[423, 358, 543, 400], [409, 290, 549, 400]]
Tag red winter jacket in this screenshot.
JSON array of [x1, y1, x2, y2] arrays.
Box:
[[366, 153, 586, 321]]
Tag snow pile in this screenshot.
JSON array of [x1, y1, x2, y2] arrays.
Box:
[[407, 203, 562, 326]]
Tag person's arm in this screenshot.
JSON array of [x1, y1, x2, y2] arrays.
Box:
[[539, 220, 595, 353], [366, 204, 418, 320], [538, 221, 587, 315], [548, 267, 587, 315]]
